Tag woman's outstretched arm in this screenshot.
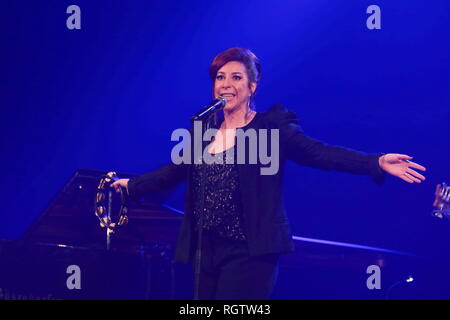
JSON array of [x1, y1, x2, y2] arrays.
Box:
[[268, 104, 426, 183], [111, 162, 188, 200]]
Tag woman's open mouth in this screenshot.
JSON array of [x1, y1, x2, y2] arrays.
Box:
[[221, 93, 236, 101]]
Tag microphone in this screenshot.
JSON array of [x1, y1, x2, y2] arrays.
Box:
[[191, 97, 227, 121]]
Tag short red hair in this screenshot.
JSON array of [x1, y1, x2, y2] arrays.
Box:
[[209, 47, 262, 108]]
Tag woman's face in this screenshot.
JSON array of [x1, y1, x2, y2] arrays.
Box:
[[214, 61, 256, 112]]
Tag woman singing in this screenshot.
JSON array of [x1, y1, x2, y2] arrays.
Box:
[[111, 47, 426, 299]]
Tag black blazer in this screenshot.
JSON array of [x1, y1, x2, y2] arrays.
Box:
[[128, 105, 385, 263]]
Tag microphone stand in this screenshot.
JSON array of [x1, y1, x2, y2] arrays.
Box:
[[193, 112, 216, 300]]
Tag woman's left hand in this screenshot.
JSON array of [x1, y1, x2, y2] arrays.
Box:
[[378, 154, 426, 183]]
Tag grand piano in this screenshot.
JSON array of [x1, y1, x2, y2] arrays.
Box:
[[0, 169, 183, 300], [0, 169, 444, 300]]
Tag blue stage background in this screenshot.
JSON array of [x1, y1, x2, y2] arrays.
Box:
[[1, 0, 449, 298]]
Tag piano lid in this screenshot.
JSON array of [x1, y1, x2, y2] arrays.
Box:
[[22, 169, 182, 252]]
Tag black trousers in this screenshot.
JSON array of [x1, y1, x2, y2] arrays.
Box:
[[195, 230, 279, 300]]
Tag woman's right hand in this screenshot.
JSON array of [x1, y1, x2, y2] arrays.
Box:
[[110, 178, 130, 194]]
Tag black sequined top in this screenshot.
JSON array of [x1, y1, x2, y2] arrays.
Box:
[[192, 147, 246, 241]]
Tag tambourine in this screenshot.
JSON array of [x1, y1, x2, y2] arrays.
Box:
[[94, 171, 128, 232]]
